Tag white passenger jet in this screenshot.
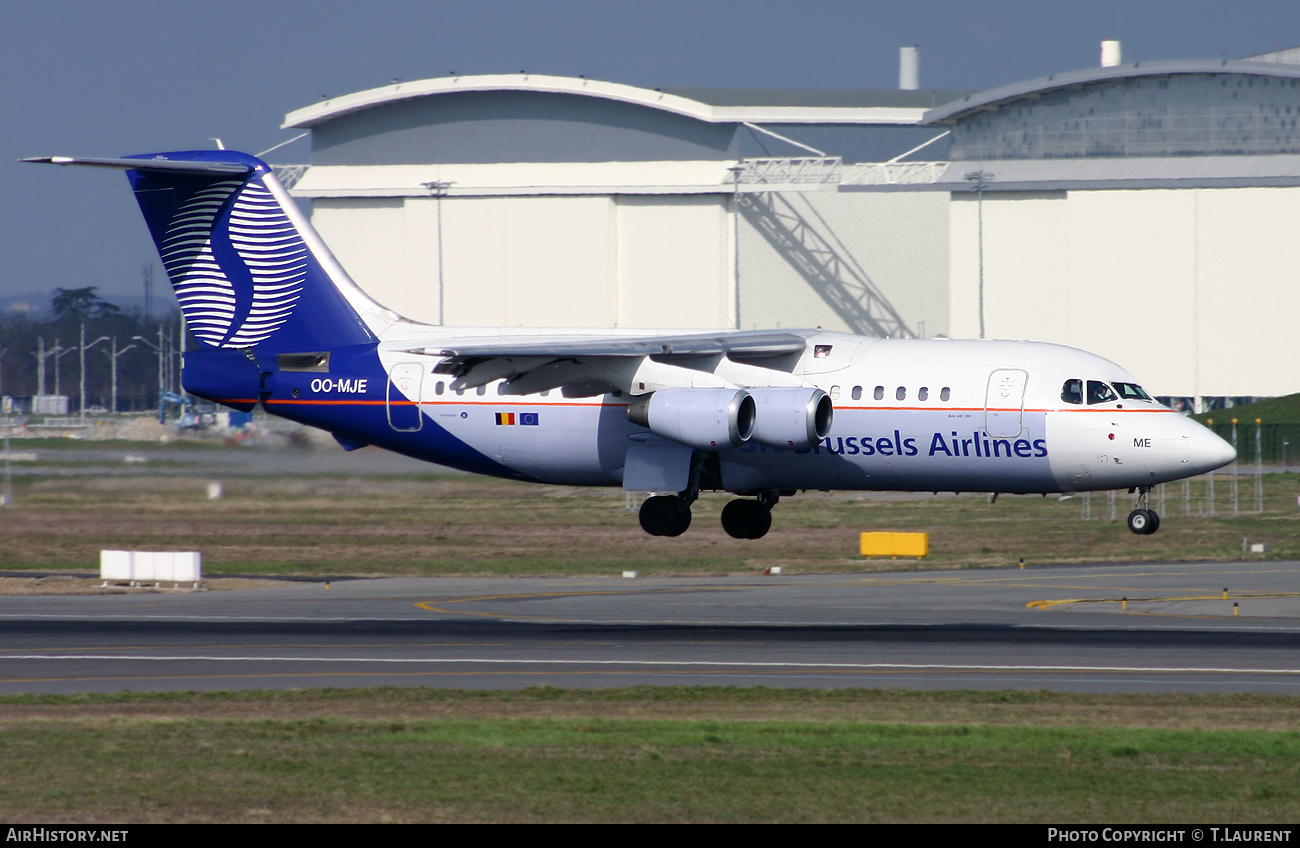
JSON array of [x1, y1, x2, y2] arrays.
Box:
[[25, 150, 1235, 538]]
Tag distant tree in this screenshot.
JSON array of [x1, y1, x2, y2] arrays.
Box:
[[50, 287, 121, 321]]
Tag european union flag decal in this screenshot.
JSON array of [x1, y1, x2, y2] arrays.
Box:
[[520, 412, 540, 426]]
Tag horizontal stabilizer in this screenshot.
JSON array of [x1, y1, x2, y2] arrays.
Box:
[[21, 155, 253, 174]]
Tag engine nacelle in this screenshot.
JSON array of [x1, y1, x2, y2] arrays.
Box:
[[748, 387, 833, 450], [626, 388, 755, 451]]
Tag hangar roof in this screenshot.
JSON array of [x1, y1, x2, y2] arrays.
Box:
[[923, 60, 1300, 125], [285, 73, 968, 130]]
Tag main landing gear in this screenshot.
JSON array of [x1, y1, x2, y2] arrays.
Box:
[[638, 490, 781, 540], [1126, 486, 1161, 535], [720, 492, 777, 539], [639, 494, 693, 537]]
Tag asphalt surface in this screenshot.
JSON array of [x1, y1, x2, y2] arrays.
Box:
[[3, 560, 1300, 694]]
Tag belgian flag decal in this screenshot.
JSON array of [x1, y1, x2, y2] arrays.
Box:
[[495, 412, 540, 425]]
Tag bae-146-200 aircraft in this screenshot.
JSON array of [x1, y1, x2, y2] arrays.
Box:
[[26, 150, 1236, 539]]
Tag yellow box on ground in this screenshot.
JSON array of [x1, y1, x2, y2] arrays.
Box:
[[859, 532, 929, 559]]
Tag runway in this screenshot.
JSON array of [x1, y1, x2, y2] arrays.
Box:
[[3, 560, 1300, 694]]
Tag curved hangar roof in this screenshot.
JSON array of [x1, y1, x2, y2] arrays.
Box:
[[286, 73, 957, 128], [924, 61, 1300, 159], [283, 74, 966, 167]]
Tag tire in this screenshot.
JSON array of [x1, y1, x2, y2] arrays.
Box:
[[1127, 508, 1156, 535], [640, 495, 692, 537], [721, 499, 772, 539]]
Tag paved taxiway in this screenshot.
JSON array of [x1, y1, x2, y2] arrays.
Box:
[[3, 560, 1300, 694]]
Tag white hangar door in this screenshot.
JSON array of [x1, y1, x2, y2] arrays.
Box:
[[615, 196, 730, 329], [440, 196, 617, 328]]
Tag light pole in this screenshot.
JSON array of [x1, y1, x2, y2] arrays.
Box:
[[101, 338, 136, 414], [80, 323, 111, 418], [34, 338, 75, 404], [133, 327, 166, 404], [2, 393, 10, 507], [421, 180, 455, 325], [728, 164, 746, 331], [53, 340, 76, 400], [963, 170, 994, 339]]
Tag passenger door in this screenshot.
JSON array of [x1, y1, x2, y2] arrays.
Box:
[[985, 369, 1028, 438]]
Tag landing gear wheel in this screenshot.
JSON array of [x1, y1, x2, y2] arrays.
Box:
[[1127, 508, 1159, 535], [720, 499, 772, 539], [639, 495, 692, 537]]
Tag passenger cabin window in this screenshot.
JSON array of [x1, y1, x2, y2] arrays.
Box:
[[851, 386, 863, 401], [918, 387, 929, 401], [435, 382, 445, 396], [496, 384, 505, 396], [829, 385, 841, 400], [1061, 379, 1083, 405], [1087, 380, 1117, 405], [896, 387, 906, 401], [873, 386, 885, 401], [476, 385, 487, 396], [455, 387, 465, 396], [940, 387, 951, 402]]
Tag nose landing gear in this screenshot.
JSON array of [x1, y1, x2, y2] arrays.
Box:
[[1126, 486, 1161, 535]]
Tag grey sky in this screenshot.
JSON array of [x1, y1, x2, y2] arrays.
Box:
[[3, 0, 1296, 305]]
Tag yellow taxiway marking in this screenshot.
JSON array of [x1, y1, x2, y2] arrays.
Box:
[[415, 586, 744, 620], [1028, 591, 1300, 612]]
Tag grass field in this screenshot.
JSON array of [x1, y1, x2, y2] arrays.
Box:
[[3, 687, 1299, 823], [2, 458, 1300, 577]]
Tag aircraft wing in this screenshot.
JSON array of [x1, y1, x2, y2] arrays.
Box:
[[393, 330, 813, 396], [432, 330, 808, 361]]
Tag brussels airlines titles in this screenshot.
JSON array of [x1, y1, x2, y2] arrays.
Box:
[[745, 430, 1048, 459]]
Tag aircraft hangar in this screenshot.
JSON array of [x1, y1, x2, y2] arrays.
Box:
[[278, 48, 1300, 408]]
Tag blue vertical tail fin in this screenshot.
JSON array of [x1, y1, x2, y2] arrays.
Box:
[[28, 150, 397, 354]]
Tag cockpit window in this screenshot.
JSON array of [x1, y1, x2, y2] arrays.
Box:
[[1111, 382, 1152, 401], [1087, 380, 1117, 404], [1061, 379, 1083, 405]]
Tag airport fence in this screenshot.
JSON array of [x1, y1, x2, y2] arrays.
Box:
[[1201, 420, 1300, 466]]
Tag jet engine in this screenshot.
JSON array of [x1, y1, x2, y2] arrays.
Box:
[[626, 388, 755, 451], [748, 387, 833, 450]]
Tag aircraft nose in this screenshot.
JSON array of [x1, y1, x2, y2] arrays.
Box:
[[1190, 423, 1236, 473]]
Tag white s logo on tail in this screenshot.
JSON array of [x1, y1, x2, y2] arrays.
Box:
[[162, 178, 306, 349]]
